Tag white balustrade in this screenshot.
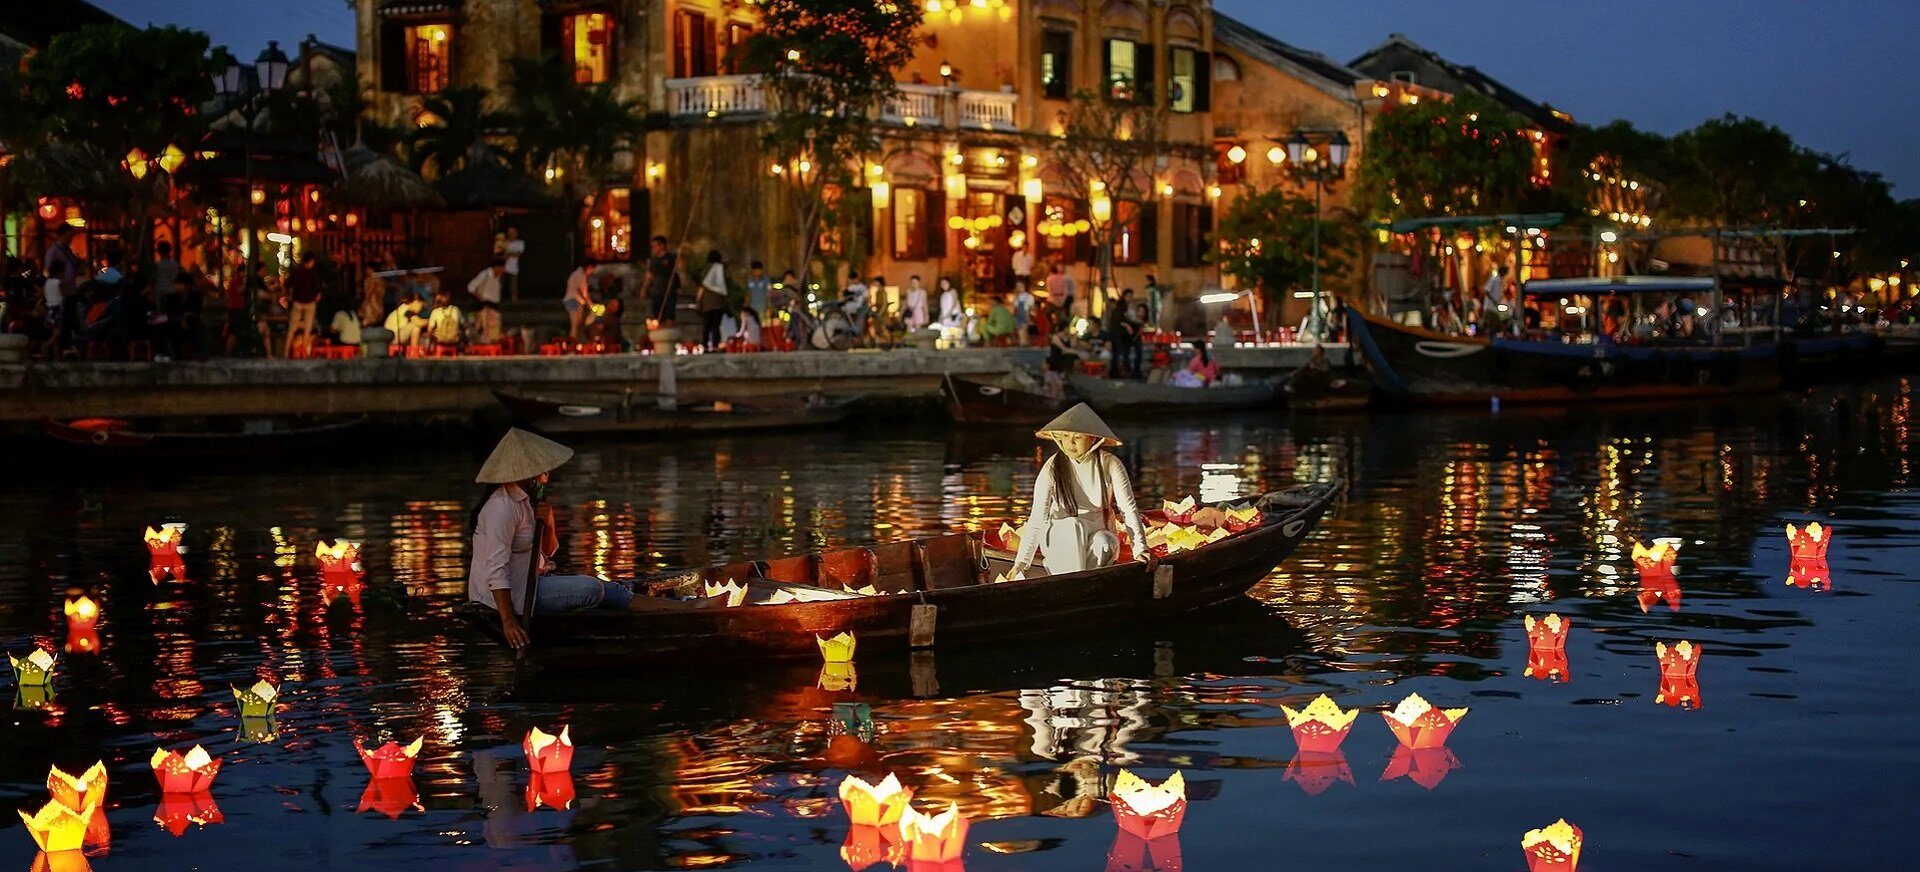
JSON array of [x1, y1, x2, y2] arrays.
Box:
[[665, 75, 767, 117], [956, 90, 1018, 131]]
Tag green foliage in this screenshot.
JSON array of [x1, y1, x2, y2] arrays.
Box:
[[1042, 83, 1178, 288], [405, 85, 512, 178], [1354, 91, 1535, 220], [504, 55, 646, 198], [1665, 115, 1812, 228], [1209, 186, 1354, 308]]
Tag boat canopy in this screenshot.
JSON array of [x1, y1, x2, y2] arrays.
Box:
[[1522, 276, 1717, 296], [1374, 212, 1565, 234]]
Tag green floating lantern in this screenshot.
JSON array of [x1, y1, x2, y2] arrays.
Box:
[[9, 648, 56, 688], [232, 679, 281, 719]]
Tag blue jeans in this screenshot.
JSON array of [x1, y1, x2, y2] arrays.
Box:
[[534, 575, 635, 613]]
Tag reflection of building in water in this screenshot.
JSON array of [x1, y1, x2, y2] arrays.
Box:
[[1019, 680, 1149, 763]]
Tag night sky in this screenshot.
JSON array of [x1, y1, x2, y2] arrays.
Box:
[[91, 0, 1918, 194]]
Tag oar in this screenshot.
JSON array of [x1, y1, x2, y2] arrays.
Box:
[[517, 512, 545, 648]]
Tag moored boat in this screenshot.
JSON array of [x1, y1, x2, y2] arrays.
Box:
[[41, 415, 368, 456], [1066, 372, 1278, 414], [473, 481, 1337, 660], [496, 389, 857, 436], [941, 372, 1067, 425]]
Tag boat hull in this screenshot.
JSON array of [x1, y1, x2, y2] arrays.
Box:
[[496, 390, 855, 435], [1066, 372, 1278, 413], [40, 416, 368, 457], [941, 373, 1065, 426], [1347, 309, 1784, 404]]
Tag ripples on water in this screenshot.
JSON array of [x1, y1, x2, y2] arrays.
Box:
[[3, 381, 1917, 869]]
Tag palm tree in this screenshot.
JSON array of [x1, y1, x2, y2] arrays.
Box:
[[503, 55, 646, 199], [406, 85, 512, 179]]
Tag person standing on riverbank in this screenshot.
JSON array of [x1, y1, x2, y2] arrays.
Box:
[[903, 275, 929, 333], [467, 257, 505, 343], [746, 261, 770, 316], [502, 227, 525, 301], [563, 262, 594, 342], [698, 249, 728, 352], [644, 236, 681, 327], [284, 251, 322, 357]]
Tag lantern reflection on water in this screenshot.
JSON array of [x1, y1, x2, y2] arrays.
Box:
[[17, 798, 97, 853], [1109, 769, 1185, 840], [526, 769, 576, 811], [358, 776, 420, 819], [899, 802, 970, 865], [1786, 556, 1831, 590], [152, 791, 222, 837], [150, 746, 222, 793], [1106, 831, 1183, 872], [841, 824, 902, 872], [1522, 818, 1584, 872], [1283, 749, 1355, 796], [1655, 641, 1702, 708], [15, 685, 56, 711], [1381, 745, 1461, 790], [1523, 614, 1571, 682], [144, 523, 188, 582], [11, 648, 57, 688], [1381, 693, 1468, 749], [29, 850, 91, 872], [818, 661, 859, 692], [1280, 694, 1358, 752], [238, 715, 279, 744], [356, 736, 425, 778], [524, 725, 575, 774], [1786, 521, 1831, 560]]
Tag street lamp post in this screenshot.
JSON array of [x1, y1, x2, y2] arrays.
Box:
[[213, 41, 288, 356], [1284, 128, 1350, 341]]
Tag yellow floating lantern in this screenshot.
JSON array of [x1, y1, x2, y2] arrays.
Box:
[[838, 773, 912, 827], [47, 762, 108, 812], [1109, 769, 1186, 840], [11, 648, 57, 688], [1280, 694, 1359, 753], [232, 679, 280, 719], [899, 802, 970, 864], [817, 631, 857, 664], [17, 799, 96, 853]]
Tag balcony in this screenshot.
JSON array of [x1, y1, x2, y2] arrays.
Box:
[[667, 76, 1018, 132]]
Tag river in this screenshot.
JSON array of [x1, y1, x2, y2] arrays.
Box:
[[3, 380, 1915, 870]]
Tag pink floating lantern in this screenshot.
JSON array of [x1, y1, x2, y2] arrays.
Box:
[[1108, 769, 1186, 840]]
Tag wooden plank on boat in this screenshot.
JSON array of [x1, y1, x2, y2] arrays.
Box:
[[909, 603, 938, 648], [1153, 564, 1174, 599], [910, 651, 939, 697]]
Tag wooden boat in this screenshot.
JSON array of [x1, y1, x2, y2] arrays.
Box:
[[496, 389, 857, 436], [1066, 372, 1278, 414], [474, 481, 1337, 661], [941, 372, 1067, 425], [41, 415, 368, 456], [1283, 365, 1372, 412]]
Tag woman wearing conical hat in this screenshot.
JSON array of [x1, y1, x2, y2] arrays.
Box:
[[469, 429, 639, 649], [1008, 404, 1149, 579]]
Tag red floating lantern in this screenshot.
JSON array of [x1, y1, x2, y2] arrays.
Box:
[[1523, 614, 1571, 682], [1106, 831, 1184, 872], [1381, 693, 1468, 749], [840, 824, 903, 872], [144, 523, 188, 582], [315, 539, 365, 584], [1786, 522, 1831, 561], [357, 776, 420, 819], [525, 769, 576, 812], [1280, 694, 1358, 753], [152, 790, 222, 837], [1282, 749, 1355, 796], [1381, 745, 1461, 790], [1786, 556, 1831, 591], [1108, 769, 1185, 840], [523, 725, 574, 774], [355, 736, 425, 778], [1655, 641, 1702, 709], [150, 746, 221, 793], [1522, 818, 1583, 872]]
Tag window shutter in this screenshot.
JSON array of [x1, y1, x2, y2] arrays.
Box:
[[1195, 51, 1212, 111], [926, 189, 947, 257], [380, 23, 405, 92], [1140, 202, 1158, 263], [541, 13, 562, 60], [1135, 44, 1155, 105], [1102, 39, 1116, 98]]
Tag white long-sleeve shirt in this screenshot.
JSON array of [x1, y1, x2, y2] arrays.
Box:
[[468, 485, 547, 607], [1012, 450, 1147, 571]]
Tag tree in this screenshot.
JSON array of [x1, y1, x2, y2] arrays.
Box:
[[504, 55, 647, 202], [1041, 83, 1180, 296], [740, 0, 922, 279], [1353, 90, 1536, 222], [1210, 187, 1355, 327], [1665, 115, 1811, 229], [405, 85, 512, 178]]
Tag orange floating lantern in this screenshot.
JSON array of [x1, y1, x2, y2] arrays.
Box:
[[1786, 556, 1831, 591], [1381, 745, 1461, 790], [524, 725, 574, 774], [839, 773, 912, 827], [357, 776, 419, 819], [144, 523, 188, 582], [62, 596, 99, 630], [150, 746, 221, 793], [17, 798, 97, 853], [1106, 830, 1184, 872], [1786, 522, 1831, 561], [841, 824, 903, 872], [151, 791, 222, 837], [1381, 693, 1468, 749], [355, 736, 425, 778], [525, 769, 576, 811], [1523, 614, 1571, 682], [1631, 539, 1680, 581], [899, 802, 970, 865], [314, 539, 365, 584], [1654, 641, 1702, 708], [1283, 749, 1355, 796], [46, 762, 108, 814], [1522, 818, 1583, 872], [1280, 694, 1358, 753], [1109, 770, 1186, 840]]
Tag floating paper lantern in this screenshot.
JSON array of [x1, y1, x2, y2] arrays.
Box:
[[17, 798, 97, 853], [1523, 614, 1571, 682], [1381, 693, 1468, 749], [1283, 749, 1355, 796], [838, 773, 912, 827], [899, 802, 970, 865], [314, 539, 365, 583], [1522, 818, 1583, 872], [1654, 641, 1702, 708], [145, 523, 188, 582], [232, 679, 280, 718], [1280, 694, 1359, 753], [1785, 556, 1831, 590], [152, 791, 222, 837], [525, 769, 575, 811], [150, 746, 221, 793], [1631, 539, 1680, 579], [1786, 522, 1831, 561], [11, 648, 57, 687], [817, 631, 857, 664], [357, 776, 419, 819], [1109, 770, 1186, 840], [355, 736, 425, 778], [818, 661, 858, 692], [524, 725, 574, 774], [47, 762, 107, 812], [1381, 745, 1461, 790], [62, 596, 98, 630]]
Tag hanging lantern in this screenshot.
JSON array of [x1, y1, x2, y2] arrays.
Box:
[[150, 746, 221, 793], [38, 198, 61, 221], [841, 824, 903, 872], [1523, 614, 1571, 682], [1522, 819, 1584, 872], [1382, 745, 1462, 790], [315, 539, 364, 584], [145, 523, 189, 582], [1654, 641, 1702, 709], [10, 648, 57, 688], [1786, 522, 1831, 560], [355, 737, 425, 778], [1109, 769, 1186, 840], [1785, 555, 1831, 591], [1283, 749, 1354, 796], [232, 679, 280, 719], [357, 776, 419, 819], [152, 791, 222, 837], [123, 147, 151, 180], [899, 802, 970, 866], [816, 631, 857, 664], [524, 725, 574, 774], [17, 798, 96, 853], [838, 773, 912, 827], [157, 144, 187, 175], [525, 769, 576, 811], [1381, 693, 1468, 749], [1280, 694, 1358, 753]]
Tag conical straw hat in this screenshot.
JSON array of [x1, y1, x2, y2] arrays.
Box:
[[475, 428, 575, 484], [1036, 403, 1121, 447]]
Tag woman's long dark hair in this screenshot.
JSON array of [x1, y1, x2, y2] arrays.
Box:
[[1050, 450, 1080, 515], [1191, 339, 1212, 366]]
